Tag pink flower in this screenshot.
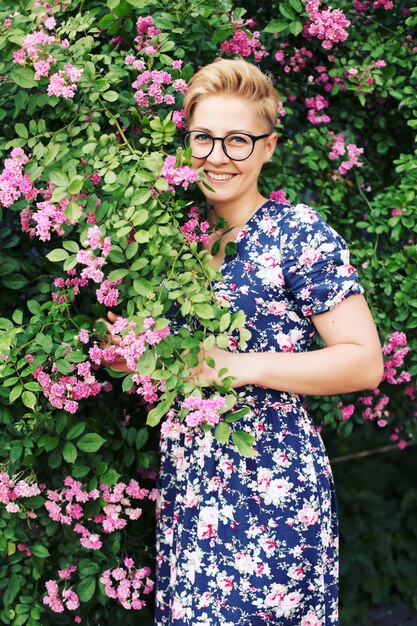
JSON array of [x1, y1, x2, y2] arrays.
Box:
[[161, 155, 199, 190], [269, 189, 288, 204]]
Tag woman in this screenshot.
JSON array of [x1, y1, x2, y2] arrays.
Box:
[[105, 59, 383, 625], [154, 59, 383, 626]]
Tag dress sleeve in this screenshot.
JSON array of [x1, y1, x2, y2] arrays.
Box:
[[280, 203, 364, 317]]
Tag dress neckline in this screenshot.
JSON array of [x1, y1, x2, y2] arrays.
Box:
[[219, 199, 276, 270]]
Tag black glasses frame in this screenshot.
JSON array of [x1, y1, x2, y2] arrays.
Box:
[[182, 131, 271, 161]]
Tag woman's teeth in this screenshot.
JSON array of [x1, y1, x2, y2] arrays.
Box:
[[206, 172, 235, 181]]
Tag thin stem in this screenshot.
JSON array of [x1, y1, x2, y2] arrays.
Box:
[[330, 441, 417, 464], [101, 102, 138, 156]]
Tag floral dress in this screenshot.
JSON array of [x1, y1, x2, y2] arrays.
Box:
[[155, 200, 364, 626]]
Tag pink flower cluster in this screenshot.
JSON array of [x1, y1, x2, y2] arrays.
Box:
[[327, 132, 364, 175], [173, 108, 186, 130], [269, 189, 289, 204], [89, 316, 170, 398], [0, 472, 41, 514], [47, 64, 83, 99], [354, 0, 393, 10], [100, 557, 154, 610], [43, 579, 80, 614], [358, 389, 390, 426], [337, 403, 355, 420], [381, 331, 410, 385], [181, 206, 210, 245], [52, 269, 88, 304], [390, 427, 408, 450], [127, 65, 187, 108], [305, 95, 331, 125], [0, 148, 38, 208], [303, 0, 351, 50], [12, 25, 83, 98], [21, 198, 70, 241], [161, 155, 200, 190], [32, 356, 102, 413], [76, 225, 111, 278], [44, 476, 155, 551], [134, 15, 161, 55], [131, 374, 166, 404], [274, 44, 314, 74], [181, 395, 227, 427], [220, 16, 268, 63]]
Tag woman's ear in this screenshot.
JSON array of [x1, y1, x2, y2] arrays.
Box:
[[263, 132, 278, 163]]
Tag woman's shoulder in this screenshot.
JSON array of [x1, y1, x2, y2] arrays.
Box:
[[259, 200, 332, 234]]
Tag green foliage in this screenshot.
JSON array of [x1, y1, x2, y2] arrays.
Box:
[[0, 0, 416, 623]]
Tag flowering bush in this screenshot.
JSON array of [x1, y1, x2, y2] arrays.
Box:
[[0, 0, 416, 623]]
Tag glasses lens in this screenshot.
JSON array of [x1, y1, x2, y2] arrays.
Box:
[[185, 131, 213, 159], [223, 134, 253, 160]]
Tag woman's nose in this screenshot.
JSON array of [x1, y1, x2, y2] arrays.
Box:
[[206, 139, 230, 165]]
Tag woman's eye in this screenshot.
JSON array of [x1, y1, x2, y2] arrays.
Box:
[[227, 134, 250, 145], [194, 133, 211, 142]]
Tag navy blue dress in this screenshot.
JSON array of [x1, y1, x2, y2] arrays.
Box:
[[155, 201, 363, 626]]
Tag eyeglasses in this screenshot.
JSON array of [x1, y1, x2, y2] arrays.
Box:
[[183, 130, 271, 161]]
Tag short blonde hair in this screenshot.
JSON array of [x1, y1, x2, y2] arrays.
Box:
[[183, 59, 279, 133]]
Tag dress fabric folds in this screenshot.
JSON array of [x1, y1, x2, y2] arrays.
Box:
[[155, 201, 363, 626]]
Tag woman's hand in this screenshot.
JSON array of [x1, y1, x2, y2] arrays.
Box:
[[192, 345, 250, 388], [97, 311, 134, 374]]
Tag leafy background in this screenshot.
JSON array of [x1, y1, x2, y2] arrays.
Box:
[[0, 0, 416, 624]]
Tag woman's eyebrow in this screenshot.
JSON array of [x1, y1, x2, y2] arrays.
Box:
[[191, 127, 253, 134]]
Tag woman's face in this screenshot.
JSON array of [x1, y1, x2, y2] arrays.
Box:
[[189, 94, 277, 211]]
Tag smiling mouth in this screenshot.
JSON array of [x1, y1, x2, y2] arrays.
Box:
[[205, 171, 237, 182]]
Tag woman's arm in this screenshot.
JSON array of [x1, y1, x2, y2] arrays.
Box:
[[197, 294, 384, 395]]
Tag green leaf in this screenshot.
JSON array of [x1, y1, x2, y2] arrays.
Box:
[[103, 90, 119, 102], [289, 0, 303, 11], [136, 428, 149, 449], [31, 544, 50, 558], [15, 123, 28, 139], [39, 434, 59, 452], [65, 201, 82, 223], [63, 240, 80, 253], [147, 393, 175, 426], [100, 468, 121, 485], [10, 67, 37, 88], [67, 422, 86, 440], [9, 385, 23, 403], [2, 274, 28, 289], [55, 359, 73, 374], [68, 176, 84, 195], [35, 333, 53, 353], [263, 18, 289, 33], [194, 303, 215, 319], [279, 3, 296, 18], [77, 433, 107, 453], [219, 312, 231, 332], [78, 560, 101, 576], [289, 20, 303, 36], [214, 421, 231, 444], [22, 391, 36, 410], [46, 248, 69, 262], [133, 277, 154, 297], [77, 577, 96, 602], [225, 406, 250, 422], [63, 442, 78, 464], [104, 170, 117, 184], [232, 431, 257, 457], [3, 574, 20, 605], [48, 169, 69, 186], [138, 349, 156, 376], [108, 268, 128, 282]]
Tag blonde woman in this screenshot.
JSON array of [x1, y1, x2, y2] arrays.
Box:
[[154, 59, 383, 626]]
